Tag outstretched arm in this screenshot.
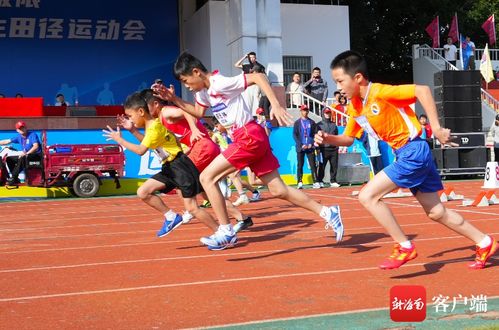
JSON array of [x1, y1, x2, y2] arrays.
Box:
[[246, 73, 293, 126], [102, 126, 148, 156], [152, 84, 206, 119], [314, 130, 354, 147]]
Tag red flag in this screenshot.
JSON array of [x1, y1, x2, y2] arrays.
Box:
[[481, 15, 496, 46], [425, 16, 440, 48], [448, 13, 459, 43]]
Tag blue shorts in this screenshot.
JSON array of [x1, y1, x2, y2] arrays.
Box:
[[383, 138, 443, 195]]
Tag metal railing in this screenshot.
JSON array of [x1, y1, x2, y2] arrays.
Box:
[[432, 46, 499, 62], [417, 44, 459, 71], [482, 89, 499, 113], [286, 91, 350, 125]]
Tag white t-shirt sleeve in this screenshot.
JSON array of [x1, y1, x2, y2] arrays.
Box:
[[211, 73, 247, 99], [195, 91, 210, 108]]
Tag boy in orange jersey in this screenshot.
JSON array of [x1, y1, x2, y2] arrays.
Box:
[[315, 50, 497, 270]]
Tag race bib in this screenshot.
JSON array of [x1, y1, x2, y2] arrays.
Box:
[[212, 102, 232, 127]]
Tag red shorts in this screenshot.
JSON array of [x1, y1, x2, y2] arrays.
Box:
[[188, 137, 221, 173], [222, 121, 279, 177]]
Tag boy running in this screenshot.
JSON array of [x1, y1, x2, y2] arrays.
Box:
[[103, 91, 219, 239], [316, 50, 496, 270], [153, 52, 344, 250]]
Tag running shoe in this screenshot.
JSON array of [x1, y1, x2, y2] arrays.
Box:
[[157, 213, 183, 237], [379, 243, 418, 270], [468, 237, 498, 270], [324, 205, 344, 242], [233, 217, 254, 233]]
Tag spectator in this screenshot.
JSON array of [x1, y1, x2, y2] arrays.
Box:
[[334, 95, 348, 126], [303, 67, 328, 113], [317, 108, 340, 188], [234, 51, 265, 74], [489, 114, 499, 159], [0, 121, 41, 185], [286, 72, 304, 108], [443, 37, 457, 67], [462, 36, 476, 70], [256, 107, 272, 137], [293, 105, 320, 189], [0, 94, 5, 98], [243, 64, 264, 115], [15, 93, 23, 98], [55, 93, 70, 106], [419, 114, 433, 139]]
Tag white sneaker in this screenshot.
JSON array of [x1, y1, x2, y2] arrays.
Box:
[[182, 211, 194, 224], [232, 194, 250, 206], [319, 182, 325, 188], [312, 182, 321, 189], [250, 190, 261, 201], [330, 182, 341, 188], [297, 182, 303, 189]]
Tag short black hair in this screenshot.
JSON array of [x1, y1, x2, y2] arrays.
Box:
[[15, 93, 23, 97], [140, 88, 167, 106], [248, 51, 256, 56], [56, 93, 63, 98], [495, 114, 499, 121], [124, 91, 149, 113], [293, 72, 300, 76], [173, 52, 208, 79], [330, 50, 369, 80], [251, 64, 265, 73], [333, 91, 341, 96], [419, 114, 428, 119], [312, 67, 321, 72]]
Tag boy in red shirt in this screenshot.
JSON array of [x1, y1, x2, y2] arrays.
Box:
[[153, 52, 344, 250], [315, 50, 496, 270]]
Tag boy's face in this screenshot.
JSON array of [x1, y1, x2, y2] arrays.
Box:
[[125, 107, 146, 128], [248, 54, 256, 63], [312, 69, 321, 78], [419, 117, 427, 125], [293, 74, 300, 83], [179, 69, 205, 92], [332, 67, 361, 99]]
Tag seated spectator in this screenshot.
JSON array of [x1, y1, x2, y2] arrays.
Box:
[[0, 93, 5, 98], [55, 93, 70, 106], [0, 121, 41, 185], [15, 93, 23, 98]]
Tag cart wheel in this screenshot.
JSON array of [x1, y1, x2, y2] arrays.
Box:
[[72, 173, 99, 198]]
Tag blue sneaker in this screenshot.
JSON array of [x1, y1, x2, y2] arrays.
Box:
[[325, 205, 344, 242], [157, 213, 183, 237], [233, 217, 253, 233], [200, 228, 238, 250]]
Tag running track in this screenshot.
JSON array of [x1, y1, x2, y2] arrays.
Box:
[[0, 180, 497, 329]]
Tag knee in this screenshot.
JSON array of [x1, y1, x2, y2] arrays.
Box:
[[136, 186, 151, 200], [426, 204, 447, 222], [358, 190, 376, 208], [199, 171, 214, 187], [269, 185, 287, 199]]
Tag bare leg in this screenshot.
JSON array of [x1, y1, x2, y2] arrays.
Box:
[[199, 154, 238, 225], [414, 191, 485, 244], [357, 171, 406, 242], [136, 179, 170, 214], [182, 197, 219, 232], [259, 170, 323, 214]]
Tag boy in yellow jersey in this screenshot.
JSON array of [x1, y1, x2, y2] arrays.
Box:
[[315, 50, 496, 270], [103, 91, 219, 239]]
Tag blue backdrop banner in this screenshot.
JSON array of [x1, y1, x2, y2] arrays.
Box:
[[0, 0, 179, 105]]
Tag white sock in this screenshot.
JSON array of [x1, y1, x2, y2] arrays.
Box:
[[164, 210, 177, 220], [399, 240, 412, 249], [320, 206, 331, 220], [477, 235, 492, 248], [219, 224, 233, 235]]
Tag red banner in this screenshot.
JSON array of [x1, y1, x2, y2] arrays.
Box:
[[448, 14, 459, 44], [425, 16, 440, 48], [481, 15, 496, 46]]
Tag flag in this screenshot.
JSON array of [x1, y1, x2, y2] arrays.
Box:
[[425, 16, 440, 48], [448, 13, 459, 43], [481, 15, 496, 46], [480, 44, 494, 83]]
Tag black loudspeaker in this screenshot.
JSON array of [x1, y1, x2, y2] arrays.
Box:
[[436, 101, 482, 117], [458, 148, 487, 168], [432, 149, 459, 169], [434, 86, 481, 102], [438, 117, 482, 132], [434, 70, 481, 86]]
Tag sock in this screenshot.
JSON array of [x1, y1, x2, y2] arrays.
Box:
[[320, 206, 331, 220], [399, 240, 412, 249], [219, 224, 233, 234], [164, 210, 177, 220], [477, 235, 492, 248]]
